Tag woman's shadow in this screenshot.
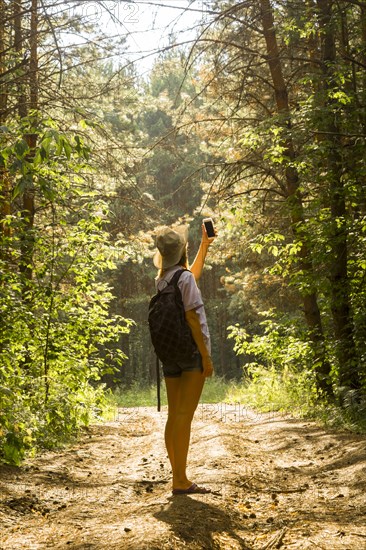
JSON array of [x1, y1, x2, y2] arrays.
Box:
[[154, 494, 249, 549]]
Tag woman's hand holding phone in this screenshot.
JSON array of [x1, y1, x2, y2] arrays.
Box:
[[202, 218, 216, 245]]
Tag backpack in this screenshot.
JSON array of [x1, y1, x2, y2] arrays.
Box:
[[148, 269, 198, 363]]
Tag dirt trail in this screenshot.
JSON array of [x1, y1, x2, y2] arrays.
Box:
[[0, 404, 365, 549]]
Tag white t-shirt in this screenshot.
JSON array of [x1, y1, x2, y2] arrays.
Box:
[[156, 266, 211, 354]]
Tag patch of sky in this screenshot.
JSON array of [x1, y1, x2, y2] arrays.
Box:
[[62, 0, 212, 76]]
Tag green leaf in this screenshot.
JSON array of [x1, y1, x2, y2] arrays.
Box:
[[40, 136, 52, 155], [14, 139, 29, 159], [12, 175, 31, 199], [269, 245, 279, 257], [63, 139, 72, 160], [39, 176, 56, 201]]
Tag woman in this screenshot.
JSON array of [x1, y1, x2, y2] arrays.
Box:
[[153, 223, 215, 495]]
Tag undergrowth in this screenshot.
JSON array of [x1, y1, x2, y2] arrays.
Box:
[[226, 369, 366, 433], [107, 371, 366, 433], [106, 376, 236, 411]]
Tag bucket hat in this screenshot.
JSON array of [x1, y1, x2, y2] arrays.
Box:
[[153, 225, 188, 269]]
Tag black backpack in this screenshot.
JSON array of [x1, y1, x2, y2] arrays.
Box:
[[148, 269, 198, 364]]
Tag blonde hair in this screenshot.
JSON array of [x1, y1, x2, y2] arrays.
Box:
[[158, 246, 189, 278]]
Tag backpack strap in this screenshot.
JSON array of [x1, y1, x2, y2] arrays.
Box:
[[158, 268, 187, 291], [169, 268, 188, 287]]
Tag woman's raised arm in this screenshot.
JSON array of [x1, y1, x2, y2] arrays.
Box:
[[190, 224, 215, 281]]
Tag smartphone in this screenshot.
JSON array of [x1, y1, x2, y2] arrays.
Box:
[[203, 217, 215, 238]]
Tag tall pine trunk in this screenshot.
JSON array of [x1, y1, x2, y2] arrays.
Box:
[[361, 5, 366, 138], [0, 0, 11, 242], [0, 0, 6, 121], [316, 0, 360, 391], [15, 0, 39, 382], [259, 0, 333, 397], [20, 0, 38, 285]]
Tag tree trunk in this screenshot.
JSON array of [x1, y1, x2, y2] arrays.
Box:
[[14, 0, 27, 118], [358, 6, 366, 215], [259, 0, 333, 397], [29, 0, 38, 113], [0, 0, 7, 121], [20, 0, 38, 284], [316, 0, 361, 391], [361, 6, 366, 138], [0, 0, 11, 242]]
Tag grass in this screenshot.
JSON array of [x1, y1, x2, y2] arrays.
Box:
[[225, 369, 366, 433], [104, 371, 366, 433], [107, 382, 162, 408], [106, 376, 236, 410]]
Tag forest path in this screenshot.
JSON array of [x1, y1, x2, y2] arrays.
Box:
[[0, 404, 365, 550]]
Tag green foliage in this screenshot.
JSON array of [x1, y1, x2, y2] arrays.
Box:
[[200, 376, 238, 403], [224, 366, 366, 433], [224, 364, 316, 414], [133, 54, 209, 221], [227, 313, 365, 431], [108, 382, 165, 409], [228, 311, 316, 376], [0, 118, 132, 465], [188, 0, 366, 396]]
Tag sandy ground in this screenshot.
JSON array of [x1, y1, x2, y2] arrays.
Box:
[[0, 404, 365, 549]]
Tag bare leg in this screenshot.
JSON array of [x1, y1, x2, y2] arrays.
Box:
[[164, 376, 180, 474], [164, 371, 205, 490]]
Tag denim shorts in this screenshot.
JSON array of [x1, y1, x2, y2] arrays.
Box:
[[162, 352, 203, 378]]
